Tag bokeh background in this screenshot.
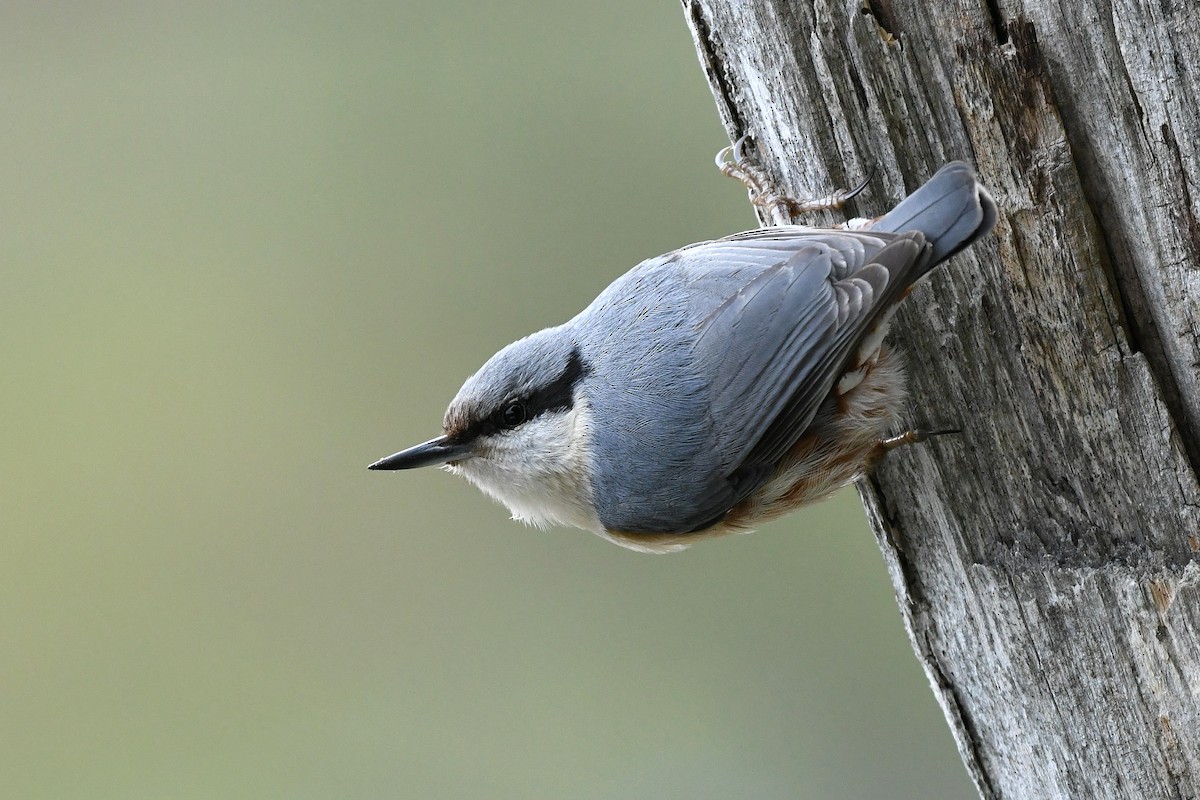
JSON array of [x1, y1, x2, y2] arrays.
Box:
[[2, 2, 977, 798]]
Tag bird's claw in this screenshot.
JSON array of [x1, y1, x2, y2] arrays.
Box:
[[716, 135, 874, 226], [880, 427, 962, 451]]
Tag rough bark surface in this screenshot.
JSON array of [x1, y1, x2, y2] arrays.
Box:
[[682, 1, 1200, 798]]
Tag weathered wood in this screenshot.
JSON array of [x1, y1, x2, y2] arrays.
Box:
[[682, 1, 1200, 797]]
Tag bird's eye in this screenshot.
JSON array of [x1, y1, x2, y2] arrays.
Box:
[[500, 401, 527, 428]]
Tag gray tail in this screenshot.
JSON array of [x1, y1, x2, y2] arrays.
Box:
[[872, 161, 998, 266]]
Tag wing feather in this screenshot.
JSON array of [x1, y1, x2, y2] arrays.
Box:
[[677, 231, 930, 531]]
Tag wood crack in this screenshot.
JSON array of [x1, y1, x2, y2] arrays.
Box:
[[682, 0, 748, 139], [983, 0, 1011, 44], [860, 0, 902, 43]]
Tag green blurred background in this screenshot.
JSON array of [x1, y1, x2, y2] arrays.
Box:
[[2, 2, 976, 797]]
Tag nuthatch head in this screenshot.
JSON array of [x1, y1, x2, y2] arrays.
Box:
[[371, 158, 997, 552]]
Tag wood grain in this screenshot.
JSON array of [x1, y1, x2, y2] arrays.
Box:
[[682, 1, 1200, 796]]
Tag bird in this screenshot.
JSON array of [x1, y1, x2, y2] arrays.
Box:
[[370, 142, 997, 553]]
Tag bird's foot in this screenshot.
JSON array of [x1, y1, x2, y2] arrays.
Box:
[[715, 136, 872, 225]]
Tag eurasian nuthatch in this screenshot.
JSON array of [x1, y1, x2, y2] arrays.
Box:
[[371, 143, 997, 552]]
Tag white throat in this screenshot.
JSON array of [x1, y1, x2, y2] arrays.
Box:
[[446, 404, 602, 533]]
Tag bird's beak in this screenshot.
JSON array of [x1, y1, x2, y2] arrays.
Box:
[[368, 435, 472, 470]]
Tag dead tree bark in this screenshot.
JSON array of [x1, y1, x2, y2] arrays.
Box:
[[682, 1, 1200, 797]]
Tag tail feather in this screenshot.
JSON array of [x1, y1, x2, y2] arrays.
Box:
[[872, 162, 998, 266]]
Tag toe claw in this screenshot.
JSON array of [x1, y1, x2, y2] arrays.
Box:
[[880, 427, 962, 451], [843, 165, 875, 202], [731, 134, 753, 165], [715, 143, 735, 171]]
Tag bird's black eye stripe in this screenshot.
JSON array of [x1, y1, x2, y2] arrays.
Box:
[[526, 347, 589, 419], [493, 348, 588, 430], [452, 347, 592, 442]]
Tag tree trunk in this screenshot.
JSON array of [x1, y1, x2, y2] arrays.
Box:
[[682, 1, 1200, 797]]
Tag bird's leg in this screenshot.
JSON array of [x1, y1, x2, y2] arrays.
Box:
[[880, 428, 962, 451], [715, 136, 872, 226]]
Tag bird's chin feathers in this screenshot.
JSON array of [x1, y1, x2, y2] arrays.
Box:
[[445, 405, 604, 534]]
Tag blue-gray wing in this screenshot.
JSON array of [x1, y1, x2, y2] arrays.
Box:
[[675, 227, 931, 531], [583, 226, 932, 534]]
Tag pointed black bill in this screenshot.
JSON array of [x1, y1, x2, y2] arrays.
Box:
[[368, 436, 472, 470]]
